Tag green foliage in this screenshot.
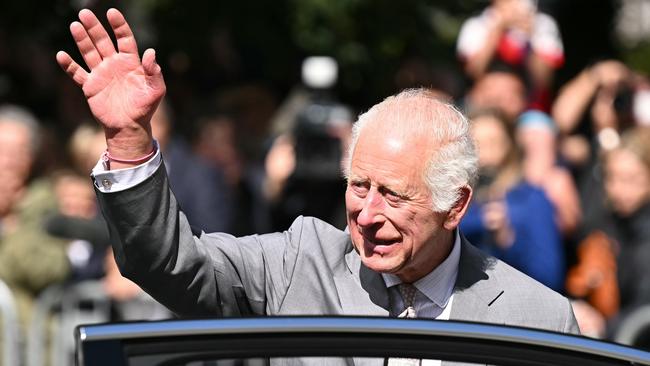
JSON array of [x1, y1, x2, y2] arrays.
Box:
[[283, 0, 470, 105], [622, 42, 650, 75], [0, 0, 502, 126]]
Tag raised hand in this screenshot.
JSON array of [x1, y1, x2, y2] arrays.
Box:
[[57, 9, 165, 161]]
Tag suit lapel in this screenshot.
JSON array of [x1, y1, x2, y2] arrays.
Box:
[[333, 236, 505, 319], [333, 241, 390, 316], [450, 237, 505, 322]]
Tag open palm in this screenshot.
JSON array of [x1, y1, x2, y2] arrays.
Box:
[[57, 9, 165, 130]]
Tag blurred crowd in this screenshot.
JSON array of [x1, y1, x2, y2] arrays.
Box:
[[1, 0, 650, 361]]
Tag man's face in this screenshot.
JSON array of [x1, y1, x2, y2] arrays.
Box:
[[345, 127, 452, 282]]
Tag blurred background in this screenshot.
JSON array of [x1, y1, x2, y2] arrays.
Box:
[[0, 0, 637, 142], [1, 0, 650, 365]]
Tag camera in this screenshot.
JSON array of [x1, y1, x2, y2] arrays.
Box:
[[292, 100, 351, 180]]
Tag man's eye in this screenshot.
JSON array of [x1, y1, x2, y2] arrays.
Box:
[[350, 181, 369, 194], [380, 187, 403, 202], [385, 191, 401, 202]]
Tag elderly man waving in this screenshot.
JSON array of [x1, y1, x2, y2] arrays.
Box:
[[56, 8, 578, 358]]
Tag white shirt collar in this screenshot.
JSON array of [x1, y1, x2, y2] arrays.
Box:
[[382, 230, 461, 309]]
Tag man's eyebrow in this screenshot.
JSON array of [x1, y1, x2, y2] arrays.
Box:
[[348, 176, 367, 182]]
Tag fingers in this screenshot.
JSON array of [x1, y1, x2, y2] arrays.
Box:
[[106, 8, 139, 55], [78, 9, 116, 59], [70, 21, 103, 70], [56, 51, 88, 87]]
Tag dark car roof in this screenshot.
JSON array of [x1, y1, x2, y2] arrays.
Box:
[[77, 316, 650, 366]]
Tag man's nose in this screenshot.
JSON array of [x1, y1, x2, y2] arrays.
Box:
[[356, 189, 385, 227]]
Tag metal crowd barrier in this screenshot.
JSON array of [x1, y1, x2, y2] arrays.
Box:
[[27, 281, 110, 366], [27, 280, 171, 366], [615, 304, 650, 350], [0, 278, 20, 366]]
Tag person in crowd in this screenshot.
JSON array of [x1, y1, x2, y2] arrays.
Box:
[[262, 114, 352, 232], [45, 168, 110, 283], [465, 70, 527, 123], [515, 110, 582, 235], [552, 60, 639, 140], [193, 114, 242, 188], [552, 60, 649, 243], [151, 101, 234, 233], [567, 127, 650, 338], [552, 60, 635, 167], [601, 127, 650, 331], [460, 109, 565, 292], [55, 8, 578, 345], [193, 113, 268, 236], [40, 124, 110, 283], [49, 124, 171, 322], [0, 105, 71, 357], [262, 56, 354, 232], [68, 122, 107, 174], [457, 0, 564, 110]]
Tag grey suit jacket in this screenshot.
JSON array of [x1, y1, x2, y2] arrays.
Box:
[[97, 163, 579, 365]]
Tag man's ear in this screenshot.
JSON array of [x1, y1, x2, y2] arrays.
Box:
[[443, 186, 473, 230]]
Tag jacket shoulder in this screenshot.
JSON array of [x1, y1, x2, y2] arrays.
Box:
[[457, 239, 578, 333]]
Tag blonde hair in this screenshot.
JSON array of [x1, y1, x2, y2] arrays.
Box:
[[611, 127, 650, 173]]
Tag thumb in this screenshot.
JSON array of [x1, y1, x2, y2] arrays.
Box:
[[142, 48, 159, 75], [142, 48, 165, 94]]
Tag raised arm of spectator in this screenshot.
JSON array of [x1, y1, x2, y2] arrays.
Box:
[[457, 15, 506, 80], [56, 8, 165, 169], [552, 60, 628, 135]]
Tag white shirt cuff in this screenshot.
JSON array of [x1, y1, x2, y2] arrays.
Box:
[[91, 140, 162, 193]]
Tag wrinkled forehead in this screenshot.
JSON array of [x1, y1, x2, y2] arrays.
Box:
[[350, 122, 432, 187]]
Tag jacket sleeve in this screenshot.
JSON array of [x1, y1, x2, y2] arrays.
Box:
[[96, 161, 300, 318]]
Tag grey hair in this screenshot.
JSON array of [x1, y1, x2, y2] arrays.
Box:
[[343, 88, 478, 212], [0, 104, 42, 155]]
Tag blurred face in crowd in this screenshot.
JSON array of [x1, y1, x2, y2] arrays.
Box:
[[0, 121, 33, 183], [471, 115, 512, 170], [345, 122, 454, 283], [195, 118, 242, 185], [469, 72, 527, 122], [0, 170, 24, 217], [69, 125, 107, 173], [517, 127, 554, 156], [517, 126, 556, 167], [604, 148, 650, 217], [55, 174, 97, 219]]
